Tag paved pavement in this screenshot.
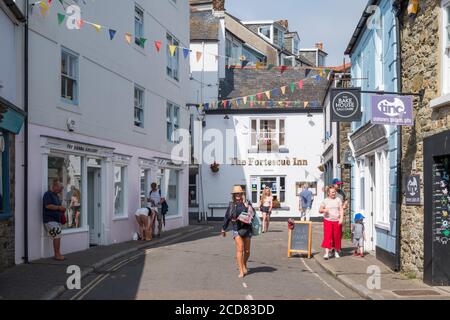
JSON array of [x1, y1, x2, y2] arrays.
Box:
[[59, 222, 361, 300], [311, 222, 450, 300]]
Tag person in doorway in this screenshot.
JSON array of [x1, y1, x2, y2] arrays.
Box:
[[259, 187, 273, 233], [43, 180, 66, 261], [221, 185, 254, 278], [135, 207, 151, 241], [148, 183, 165, 238], [319, 186, 344, 260], [299, 183, 314, 221], [70, 188, 81, 228], [352, 213, 366, 257]]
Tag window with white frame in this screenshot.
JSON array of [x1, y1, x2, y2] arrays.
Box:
[[443, 1, 450, 94], [134, 86, 144, 128], [273, 27, 284, 48], [113, 166, 127, 216], [61, 48, 79, 104], [282, 57, 295, 66], [250, 119, 286, 153], [293, 38, 299, 55], [140, 168, 150, 207], [166, 33, 179, 81], [167, 102, 180, 143], [375, 150, 389, 226], [258, 26, 271, 40], [135, 5, 144, 47]]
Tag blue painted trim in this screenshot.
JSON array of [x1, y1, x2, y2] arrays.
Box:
[[0, 133, 11, 219]]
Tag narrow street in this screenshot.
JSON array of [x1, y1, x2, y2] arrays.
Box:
[[59, 222, 361, 300]]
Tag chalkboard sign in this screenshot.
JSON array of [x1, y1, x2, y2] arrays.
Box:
[[288, 221, 312, 258]]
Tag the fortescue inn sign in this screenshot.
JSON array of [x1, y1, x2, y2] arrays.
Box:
[[230, 158, 308, 166]]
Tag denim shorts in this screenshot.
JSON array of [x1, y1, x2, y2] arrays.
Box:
[[232, 229, 253, 239]]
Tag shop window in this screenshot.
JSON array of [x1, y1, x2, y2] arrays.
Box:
[[48, 154, 83, 229], [114, 166, 127, 216], [0, 133, 10, 218], [251, 176, 286, 207], [166, 33, 179, 81]]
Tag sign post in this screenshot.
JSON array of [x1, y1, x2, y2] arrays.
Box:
[[287, 221, 312, 258], [330, 88, 362, 122]]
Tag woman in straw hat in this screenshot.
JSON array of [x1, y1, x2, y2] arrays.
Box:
[[221, 185, 254, 278]]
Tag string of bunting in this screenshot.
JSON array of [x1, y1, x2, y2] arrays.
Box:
[[31, 0, 337, 75], [199, 76, 325, 111]]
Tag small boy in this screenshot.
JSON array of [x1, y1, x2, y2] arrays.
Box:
[[351, 213, 365, 257]]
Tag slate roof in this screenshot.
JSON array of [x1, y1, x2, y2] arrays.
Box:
[[190, 10, 220, 41]]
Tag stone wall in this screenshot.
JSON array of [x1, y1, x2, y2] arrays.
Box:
[[400, 0, 450, 277], [339, 122, 352, 228]]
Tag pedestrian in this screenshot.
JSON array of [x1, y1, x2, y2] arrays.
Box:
[[43, 179, 66, 261], [259, 187, 273, 233], [148, 183, 165, 238], [319, 185, 344, 260], [70, 188, 81, 228], [352, 213, 366, 257], [221, 185, 254, 278], [135, 207, 151, 241], [299, 183, 314, 221], [332, 178, 348, 211]]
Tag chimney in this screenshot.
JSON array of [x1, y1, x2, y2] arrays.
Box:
[[212, 0, 225, 11], [277, 20, 289, 30], [315, 42, 324, 51]]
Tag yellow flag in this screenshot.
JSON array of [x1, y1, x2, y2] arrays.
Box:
[[265, 91, 271, 99], [92, 24, 102, 32], [125, 33, 132, 45], [39, 1, 49, 15], [281, 86, 286, 95], [169, 45, 177, 57], [320, 69, 324, 77]]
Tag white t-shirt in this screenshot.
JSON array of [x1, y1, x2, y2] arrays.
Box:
[[148, 189, 163, 209], [321, 197, 342, 222]]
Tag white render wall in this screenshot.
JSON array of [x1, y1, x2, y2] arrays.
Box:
[[201, 113, 325, 218], [16, 0, 191, 263]]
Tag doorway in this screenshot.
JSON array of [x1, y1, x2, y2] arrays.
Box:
[[88, 167, 101, 246], [366, 156, 376, 252]]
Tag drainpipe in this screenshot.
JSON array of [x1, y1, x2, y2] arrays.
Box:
[[394, 3, 402, 272], [23, 0, 29, 264]]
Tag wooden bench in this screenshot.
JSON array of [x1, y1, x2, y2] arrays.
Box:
[[207, 203, 229, 218]]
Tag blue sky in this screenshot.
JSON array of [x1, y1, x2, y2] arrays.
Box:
[[226, 0, 368, 66]]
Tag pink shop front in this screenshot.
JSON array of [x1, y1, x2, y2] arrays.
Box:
[[17, 129, 188, 262]]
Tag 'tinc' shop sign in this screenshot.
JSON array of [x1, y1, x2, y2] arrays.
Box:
[[371, 95, 413, 126], [330, 88, 362, 122]]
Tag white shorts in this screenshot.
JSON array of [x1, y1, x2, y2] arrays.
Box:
[[135, 208, 150, 217], [45, 222, 62, 239]]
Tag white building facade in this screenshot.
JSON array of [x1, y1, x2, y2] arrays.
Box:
[[200, 110, 325, 219], [19, 0, 190, 262]]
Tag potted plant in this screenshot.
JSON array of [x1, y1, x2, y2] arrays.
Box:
[[210, 161, 220, 173]]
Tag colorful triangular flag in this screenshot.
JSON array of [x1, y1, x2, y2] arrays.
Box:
[[243, 97, 248, 105], [125, 33, 132, 45], [298, 80, 304, 90], [257, 93, 263, 101], [169, 45, 177, 57], [267, 64, 275, 71], [92, 24, 102, 33], [139, 37, 147, 46], [280, 66, 288, 74], [281, 86, 287, 95], [57, 13, 66, 25], [183, 48, 190, 59], [290, 83, 296, 93], [265, 91, 271, 99], [77, 19, 85, 29], [272, 88, 279, 97], [304, 101, 309, 108], [109, 29, 117, 40], [155, 41, 162, 52], [196, 51, 203, 62]]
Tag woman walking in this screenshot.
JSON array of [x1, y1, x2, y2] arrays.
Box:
[[221, 185, 254, 278], [135, 208, 151, 241], [259, 187, 273, 233], [319, 186, 344, 260]]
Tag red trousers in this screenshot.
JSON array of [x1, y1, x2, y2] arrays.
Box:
[[321, 219, 342, 251]]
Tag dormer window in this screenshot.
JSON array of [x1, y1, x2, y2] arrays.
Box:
[[258, 26, 271, 40], [273, 27, 284, 48]]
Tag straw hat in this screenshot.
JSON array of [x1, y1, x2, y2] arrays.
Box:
[[231, 185, 244, 194]]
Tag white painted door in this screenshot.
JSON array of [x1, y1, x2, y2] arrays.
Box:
[[88, 167, 101, 245], [366, 156, 376, 252]]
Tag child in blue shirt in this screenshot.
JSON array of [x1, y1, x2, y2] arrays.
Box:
[[352, 213, 366, 257]]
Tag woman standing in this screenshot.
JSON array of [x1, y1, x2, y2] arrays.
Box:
[[70, 188, 81, 228], [221, 185, 254, 278], [259, 187, 273, 233], [319, 186, 344, 260]]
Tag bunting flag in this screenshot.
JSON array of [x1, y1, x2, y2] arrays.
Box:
[[320, 69, 324, 78], [241, 60, 249, 68], [290, 83, 296, 93], [183, 48, 190, 59], [304, 101, 309, 108], [280, 66, 288, 74], [169, 45, 177, 57], [109, 29, 117, 40], [155, 41, 162, 52], [280, 86, 286, 95], [305, 69, 311, 77], [256, 62, 265, 69], [236, 98, 241, 107], [77, 19, 85, 29], [265, 91, 271, 99], [196, 51, 203, 62], [257, 93, 263, 101], [139, 37, 147, 46], [243, 97, 248, 105], [39, 1, 50, 16], [92, 23, 102, 32], [57, 13, 66, 25], [315, 75, 321, 82], [267, 64, 275, 71], [299, 80, 304, 90], [272, 88, 279, 97], [125, 32, 132, 45]]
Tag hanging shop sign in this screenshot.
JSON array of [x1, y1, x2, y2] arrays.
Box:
[[330, 88, 362, 122], [371, 95, 413, 126], [405, 175, 421, 206]]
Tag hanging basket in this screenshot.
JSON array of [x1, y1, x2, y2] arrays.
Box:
[[210, 162, 220, 173]]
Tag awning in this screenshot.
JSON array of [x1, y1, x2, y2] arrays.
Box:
[[0, 96, 26, 134]]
